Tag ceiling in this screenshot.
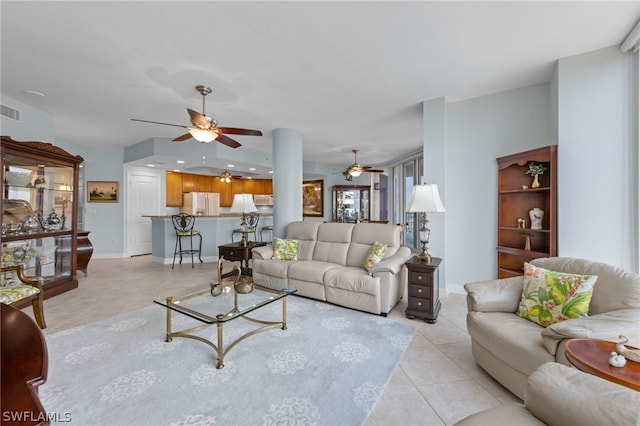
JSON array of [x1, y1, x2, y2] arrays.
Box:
[[1, 1, 638, 175]]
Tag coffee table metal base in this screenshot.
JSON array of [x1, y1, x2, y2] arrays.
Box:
[[162, 290, 288, 369]]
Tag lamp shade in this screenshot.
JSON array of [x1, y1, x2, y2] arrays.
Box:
[[188, 128, 218, 143], [406, 184, 446, 213], [229, 193, 258, 214]]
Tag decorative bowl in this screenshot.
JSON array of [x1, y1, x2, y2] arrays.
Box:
[[5, 171, 33, 187]]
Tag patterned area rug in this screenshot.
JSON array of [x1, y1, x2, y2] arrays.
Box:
[[40, 294, 416, 425]]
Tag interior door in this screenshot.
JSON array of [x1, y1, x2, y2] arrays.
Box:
[[127, 171, 160, 256]]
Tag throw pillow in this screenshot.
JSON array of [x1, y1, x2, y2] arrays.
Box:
[[517, 262, 597, 327], [272, 237, 299, 260], [362, 242, 387, 271]]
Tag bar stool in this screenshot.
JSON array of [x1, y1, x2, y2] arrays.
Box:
[[260, 225, 273, 242], [171, 213, 203, 269]]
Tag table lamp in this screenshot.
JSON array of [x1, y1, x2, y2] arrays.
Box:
[[406, 184, 446, 263], [229, 193, 258, 247]]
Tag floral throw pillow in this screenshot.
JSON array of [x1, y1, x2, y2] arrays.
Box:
[[517, 262, 597, 327], [362, 242, 387, 272], [272, 237, 299, 260]]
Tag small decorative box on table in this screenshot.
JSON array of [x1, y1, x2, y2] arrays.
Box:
[[405, 256, 441, 323]]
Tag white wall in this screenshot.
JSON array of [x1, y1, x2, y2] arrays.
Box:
[[556, 46, 638, 271], [443, 83, 553, 290]]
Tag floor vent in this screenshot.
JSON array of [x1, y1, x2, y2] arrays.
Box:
[[0, 104, 21, 121]]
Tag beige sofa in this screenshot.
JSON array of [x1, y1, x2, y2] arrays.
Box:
[[252, 221, 412, 315], [465, 257, 640, 399], [454, 362, 640, 426]]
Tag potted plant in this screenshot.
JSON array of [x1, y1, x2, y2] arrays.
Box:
[[526, 162, 547, 188]]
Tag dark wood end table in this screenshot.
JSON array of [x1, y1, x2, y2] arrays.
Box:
[[218, 241, 267, 277], [564, 338, 640, 391], [404, 256, 441, 323]]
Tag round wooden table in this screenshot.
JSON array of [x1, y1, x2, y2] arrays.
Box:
[[564, 338, 640, 391]]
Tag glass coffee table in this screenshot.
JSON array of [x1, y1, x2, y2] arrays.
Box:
[[154, 281, 296, 369]]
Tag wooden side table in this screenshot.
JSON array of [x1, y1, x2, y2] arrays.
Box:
[[564, 338, 640, 391], [405, 256, 441, 323], [218, 241, 267, 276]]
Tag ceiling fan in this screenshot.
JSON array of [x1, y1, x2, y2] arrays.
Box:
[[343, 149, 384, 178], [131, 85, 262, 148], [218, 169, 244, 183]]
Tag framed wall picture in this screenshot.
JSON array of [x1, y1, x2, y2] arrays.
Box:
[[87, 181, 119, 203], [303, 180, 324, 217]]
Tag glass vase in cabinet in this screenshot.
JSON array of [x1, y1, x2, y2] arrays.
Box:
[[1, 136, 84, 300]]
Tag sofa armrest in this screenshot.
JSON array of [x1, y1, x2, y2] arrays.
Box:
[[251, 245, 273, 260], [464, 276, 523, 313], [525, 362, 640, 426], [540, 308, 640, 355], [369, 247, 412, 275]]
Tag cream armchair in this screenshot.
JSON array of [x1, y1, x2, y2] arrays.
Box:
[[464, 257, 640, 399], [454, 362, 640, 426]]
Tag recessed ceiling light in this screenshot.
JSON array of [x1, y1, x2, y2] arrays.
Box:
[[269, 170, 273, 174], [227, 164, 234, 168], [249, 168, 256, 171], [147, 164, 155, 167], [24, 90, 45, 97], [177, 160, 185, 164]]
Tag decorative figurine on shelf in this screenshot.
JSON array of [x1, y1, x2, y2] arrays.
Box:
[[526, 162, 547, 188], [517, 218, 526, 229], [529, 207, 544, 230], [609, 351, 627, 367], [522, 234, 532, 251]]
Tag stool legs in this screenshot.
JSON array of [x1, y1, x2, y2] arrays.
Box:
[[172, 233, 203, 269]]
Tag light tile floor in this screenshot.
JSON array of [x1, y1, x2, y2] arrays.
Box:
[[24, 256, 520, 425]]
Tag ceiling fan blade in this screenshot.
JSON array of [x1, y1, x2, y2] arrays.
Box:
[[130, 118, 188, 129], [173, 133, 193, 142], [217, 127, 263, 137], [187, 108, 210, 128], [216, 134, 242, 149], [363, 167, 384, 173]]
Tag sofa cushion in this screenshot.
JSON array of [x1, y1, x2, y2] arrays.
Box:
[[288, 260, 339, 284], [531, 257, 640, 315], [362, 242, 387, 271], [324, 267, 380, 296], [467, 311, 554, 376], [312, 223, 353, 265], [525, 362, 640, 426], [286, 221, 321, 261], [517, 262, 597, 327], [272, 237, 299, 260]]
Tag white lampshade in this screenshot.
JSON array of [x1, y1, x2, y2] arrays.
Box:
[[406, 184, 446, 213], [348, 169, 362, 177], [229, 193, 258, 214], [188, 128, 218, 143]]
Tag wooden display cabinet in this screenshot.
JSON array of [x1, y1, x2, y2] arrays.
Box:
[[1, 136, 84, 301], [333, 185, 370, 222], [497, 145, 557, 278]]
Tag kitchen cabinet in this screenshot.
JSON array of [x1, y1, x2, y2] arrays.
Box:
[[1, 136, 84, 300], [166, 172, 183, 207]]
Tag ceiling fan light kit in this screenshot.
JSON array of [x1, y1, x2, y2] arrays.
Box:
[[344, 149, 384, 179], [131, 85, 262, 147], [189, 128, 218, 143]]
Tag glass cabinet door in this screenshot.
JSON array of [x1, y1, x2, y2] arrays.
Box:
[[1, 137, 83, 295], [333, 185, 371, 222]]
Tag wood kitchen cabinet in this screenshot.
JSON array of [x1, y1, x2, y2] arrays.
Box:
[[165, 172, 273, 207], [166, 172, 183, 207]]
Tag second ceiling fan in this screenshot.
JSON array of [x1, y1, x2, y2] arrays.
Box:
[[131, 85, 262, 148], [343, 149, 384, 180]]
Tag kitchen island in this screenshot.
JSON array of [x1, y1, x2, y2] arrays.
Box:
[[146, 214, 273, 264]]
